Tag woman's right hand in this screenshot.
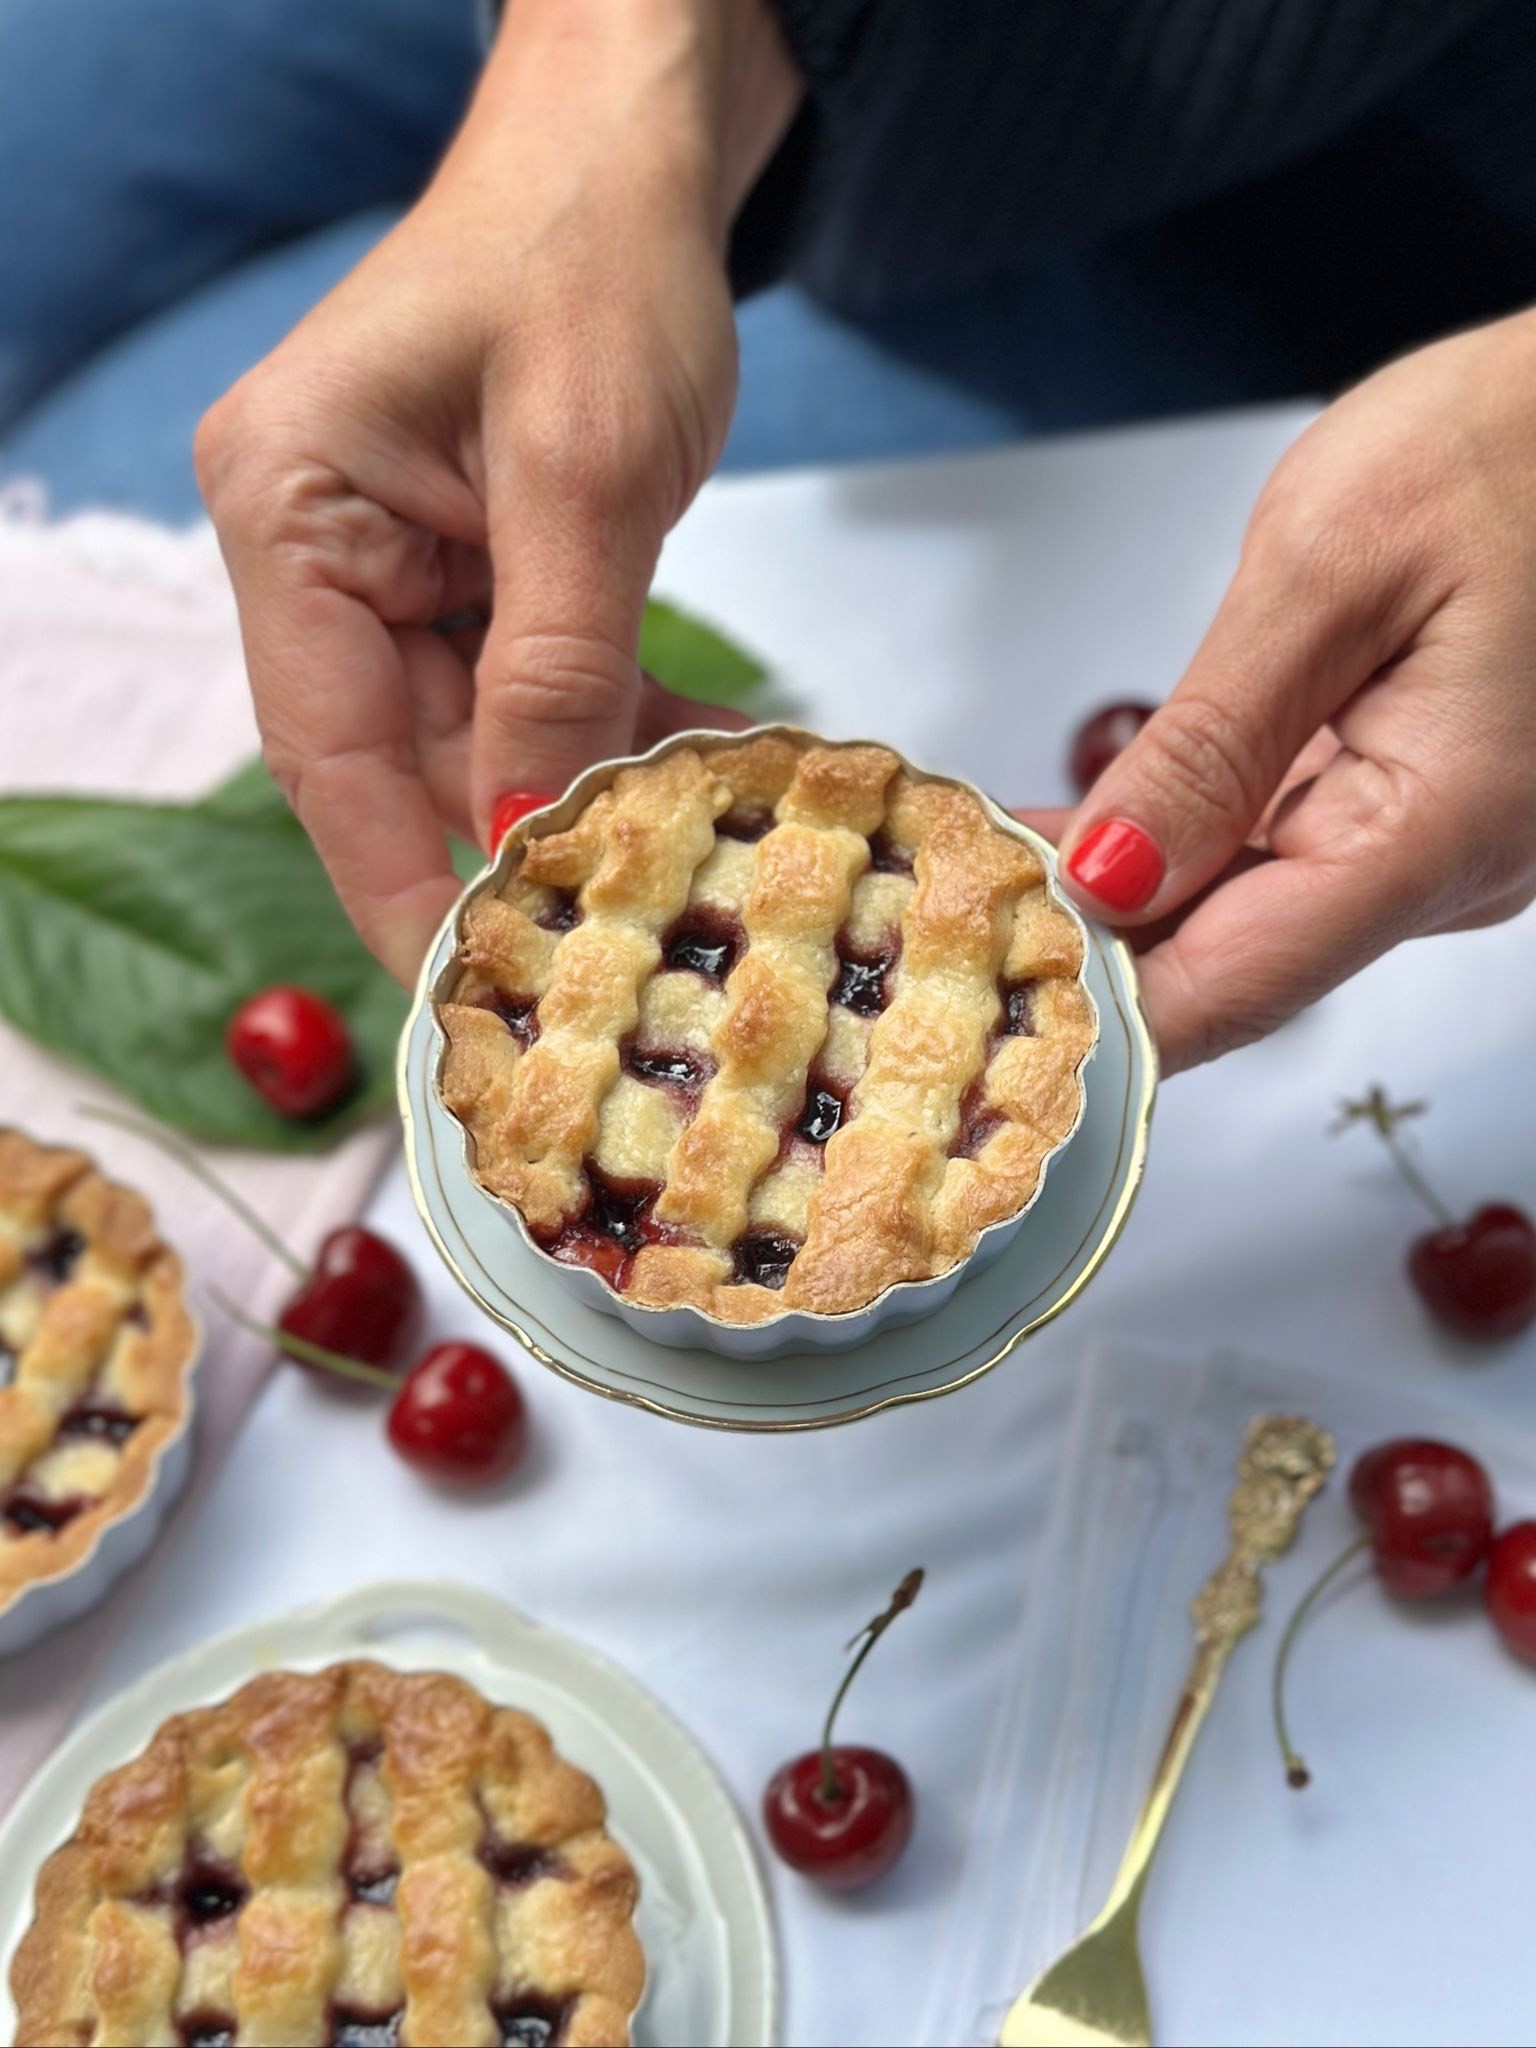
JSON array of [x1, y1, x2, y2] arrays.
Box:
[[197, 0, 800, 983]]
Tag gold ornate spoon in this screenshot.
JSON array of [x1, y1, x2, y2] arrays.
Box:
[[999, 1414, 1336, 2048]]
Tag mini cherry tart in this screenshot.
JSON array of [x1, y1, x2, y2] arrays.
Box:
[[10, 1662, 645, 2048], [0, 1129, 197, 1616], [437, 735, 1097, 1323]]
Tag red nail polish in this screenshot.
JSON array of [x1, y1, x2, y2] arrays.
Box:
[[1065, 818, 1164, 913], [490, 788, 557, 852]]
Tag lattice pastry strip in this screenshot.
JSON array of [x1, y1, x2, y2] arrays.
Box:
[[11, 1662, 645, 2048], [0, 1132, 196, 1610], [436, 735, 1098, 1325], [441, 748, 728, 1232]]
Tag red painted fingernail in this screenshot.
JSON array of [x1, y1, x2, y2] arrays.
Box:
[[1065, 818, 1164, 913], [490, 789, 557, 852]]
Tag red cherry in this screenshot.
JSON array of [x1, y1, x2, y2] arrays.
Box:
[[491, 789, 557, 853], [1408, 1204, 1536, 1342], [278, 1227, 423, 1376], [763, 1748, 914, 1889], [1486, 1522, 1536, 1662], [387, 1341, 527, 1484], [1068, 701, 1155, 796], [226, 986, 354, 1119], [762, 1569, 923, 1887], [1350, 1438, 1495, 1598]]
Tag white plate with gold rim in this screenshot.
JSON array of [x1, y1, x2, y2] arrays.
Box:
[[0, 1580, 776, 2048], [399, 840, 1156, 1432]]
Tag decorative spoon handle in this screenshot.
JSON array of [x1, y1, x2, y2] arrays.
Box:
[[1095, 1414, 1337, 1921]]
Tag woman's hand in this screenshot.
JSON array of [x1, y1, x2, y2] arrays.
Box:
[[1055, 312, 1536, 1074], [197, 0, 799, 983]]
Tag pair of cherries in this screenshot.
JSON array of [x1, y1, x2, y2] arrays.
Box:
[[1274, 1437, 1536, 1787], [86, 1110, 526, 1486]]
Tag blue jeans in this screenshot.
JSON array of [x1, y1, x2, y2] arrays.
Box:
[[5, 0, 1536, 521]]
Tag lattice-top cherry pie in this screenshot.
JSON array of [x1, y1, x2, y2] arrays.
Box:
[[11, 1661, 645, 2048], [0, 1129, 196, 1613], [437, 732, 1097, 1324]]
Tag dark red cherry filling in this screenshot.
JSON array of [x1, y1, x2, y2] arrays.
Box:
[[58, 1402, 139, 1446], [718, 809, 774, 843], [479, 990, 541, 1051], [831, 950, 894, 1017], [952, 1077, 1005, 1160], [662, 907, 743, 983], [866, 829, 914, 877], [26, 1228, 85, 1285], [535, 889, 582, 933], [537, 1167, 677, 1291], [480, 1839, 568, 1887], [1000, 978, 1038, 1036], [178, 2014, 236, 2048], [2, 1489, 87, 1534], [797, 1078, 847, 1146], [623, 1041, 713, 1112], [731, 1231, 800, 1289], [329, 2010, 402, 2048], [176, 1856, 248, 1937], [493, 1995, 573, 2048]]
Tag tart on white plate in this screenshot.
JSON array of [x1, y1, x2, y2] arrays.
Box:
[[11, 1660, 645, 2048], [436, 731, 1097, 1332]]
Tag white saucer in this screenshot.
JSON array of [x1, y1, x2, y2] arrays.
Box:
[[0, 1580, 777, 2048], [400, 887, 1156, 1433]]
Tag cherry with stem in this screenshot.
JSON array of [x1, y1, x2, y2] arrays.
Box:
[[81, 1103, 423, 1375], [1333, 1086, 1536, 1342], [214, 1289, 527, 1484], [763, 1568, 925, 1889]]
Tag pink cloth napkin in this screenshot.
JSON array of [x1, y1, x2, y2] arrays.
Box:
[[0, 496, 397, 1812]]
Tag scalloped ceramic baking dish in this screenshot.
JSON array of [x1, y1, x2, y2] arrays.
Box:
[[0, 1316, 199, 1657]]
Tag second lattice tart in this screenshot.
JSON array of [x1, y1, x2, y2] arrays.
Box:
[[436, 730, 1098, 1326], [10, 1660, 644, 2048]]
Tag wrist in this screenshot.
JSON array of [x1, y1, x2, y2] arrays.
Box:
[[476, 0, 801, 243]]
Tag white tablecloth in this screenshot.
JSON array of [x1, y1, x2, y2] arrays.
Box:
[[81, 407, 1536, 2048]]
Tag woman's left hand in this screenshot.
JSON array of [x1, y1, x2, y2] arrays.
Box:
[[1050, 310, 1536, 1075]]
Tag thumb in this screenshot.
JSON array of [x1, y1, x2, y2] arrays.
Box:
[[1056, 541, 1403, 925], [470, 451, 666, 844]]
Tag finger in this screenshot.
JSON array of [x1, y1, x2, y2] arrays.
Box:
[[1135, 744, 1447, 1073], [235, 576, 462, 984], [398, 626, 476, 845], [1057, 510, 1432, 927], [470, 440, 667, 843]]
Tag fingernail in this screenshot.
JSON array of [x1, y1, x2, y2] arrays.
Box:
[[490, 788, 557, 852], [1065, 818, 1164, 912]]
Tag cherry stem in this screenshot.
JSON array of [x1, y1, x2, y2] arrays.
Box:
[[211, 1287, 397, 1390], [78, 1104, 308, 1281], [1271, 1532, 1370, 1790], [818, 1567, 924, 1805], [1332, 1086, 1453, 1229]]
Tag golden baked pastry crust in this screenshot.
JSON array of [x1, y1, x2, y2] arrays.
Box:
[[0, 1129, 196, 1611], [438, 733, 1098, 1323], [11, 1660, 644, 2048]]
